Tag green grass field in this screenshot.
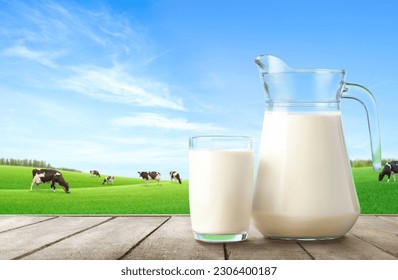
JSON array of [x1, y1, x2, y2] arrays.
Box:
[[0, 166, 189, 214], [351, 167, 397, 214], [0, 165, 396, 214]]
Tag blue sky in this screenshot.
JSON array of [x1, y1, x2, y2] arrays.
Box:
[[1, 0, 397, 177]]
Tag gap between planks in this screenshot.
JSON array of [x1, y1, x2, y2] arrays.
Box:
[[12, 217, 117, 260], [118, 216, 172, 260]]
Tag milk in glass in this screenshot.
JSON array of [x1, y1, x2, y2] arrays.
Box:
[[189, 149, 254, 235]]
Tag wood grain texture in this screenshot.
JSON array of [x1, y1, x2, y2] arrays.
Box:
[[0, 215, 396, 260], [22, 216, 170, 260], [379, 215, 398, 223], [349, 215, 398, 258], [121, 216, 225, 260], [0, 216, 109, 259], [0, 216, 56, 233], [226, 226, 312, 260], [298, 234, 397, 260]]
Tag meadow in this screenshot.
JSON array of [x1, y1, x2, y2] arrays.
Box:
[[0, 166, 189, 214], [350, 167, 397, 214], [0, 165, 396, 214]]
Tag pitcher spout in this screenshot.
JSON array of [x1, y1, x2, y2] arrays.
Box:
[[255, 54, 292, 74], [255, 55, 345, 104]]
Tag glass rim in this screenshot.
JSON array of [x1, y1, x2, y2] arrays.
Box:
[[189, 135, 253, 150], [190, 135, 252, 141]]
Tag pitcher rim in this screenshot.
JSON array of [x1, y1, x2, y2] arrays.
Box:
[[267, 69, 345, 74], [255, 54, 345, 75]]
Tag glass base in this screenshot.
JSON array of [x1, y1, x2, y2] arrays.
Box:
[[268, 236, 341, 241], [194, 232, 248, 243]]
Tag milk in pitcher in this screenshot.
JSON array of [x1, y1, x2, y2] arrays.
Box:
[[252, 111, 360, 239], [253, 54, 381, 240]]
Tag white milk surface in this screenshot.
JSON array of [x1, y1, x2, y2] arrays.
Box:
[[189, 150, 254, 234], [253, 111, 359, 238]]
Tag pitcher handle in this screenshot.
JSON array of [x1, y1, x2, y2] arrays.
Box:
[[342, 83, 382, 171]]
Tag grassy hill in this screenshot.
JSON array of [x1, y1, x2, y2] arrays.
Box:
[[0, 165, 141, 189], [0, 166, 189, 214], [350, 167, 397, 214], [0, 165, 396, 214]]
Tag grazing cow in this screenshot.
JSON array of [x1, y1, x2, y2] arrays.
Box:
[[103, 176, 114, 185], [169, 171, 182, 184], [30, 169, 70, 193], [378, 161, 398, 182], [138, 171, 161, 186], [90, 170, 101, 177]]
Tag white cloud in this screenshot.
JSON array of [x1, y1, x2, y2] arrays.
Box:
[[2, 45, 58, 68], [63, 65, 185, 110], [112, 112, 223, 131], [0, 1, 140, 54], [0, 0, 216, 177], [0, 1, 187, 111]]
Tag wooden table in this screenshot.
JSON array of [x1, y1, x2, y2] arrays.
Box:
[[0, 215, 397, 260]]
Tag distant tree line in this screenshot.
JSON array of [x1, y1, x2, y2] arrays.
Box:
[[350, 159, 396, 168], [0, 158, 52, 168], [56, 167, 82, 173], [1, 157, 394, 170]]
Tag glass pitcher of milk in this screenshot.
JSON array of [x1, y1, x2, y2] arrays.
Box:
[[252, 55, 381, 240]]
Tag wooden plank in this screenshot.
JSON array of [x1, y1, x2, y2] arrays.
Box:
[[0, 216, 109, 260], [226, 226, 312, 260], [121, 216, 225, 260], [0, 216, 55, 233], [298, 233, 397, 260], [0, 215, 395, 260], [349, 215, 398, 258], [379, 215, 398, 223], [22, 216, 170, 260]]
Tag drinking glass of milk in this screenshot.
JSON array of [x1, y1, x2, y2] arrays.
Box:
[[189, 136, 254, 242]]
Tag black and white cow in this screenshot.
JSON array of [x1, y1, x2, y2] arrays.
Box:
[[138, 171, 161, 186], [378, 161, 398, 182], [90, 170, 101, 177], [102, 176, 114, 185], [169, 171, 182, 184], [30, 169, 70, 193]]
